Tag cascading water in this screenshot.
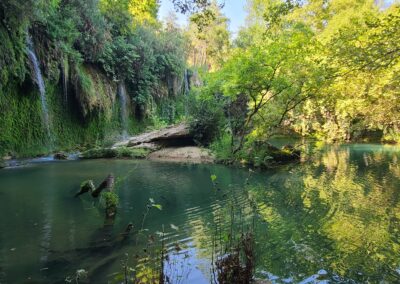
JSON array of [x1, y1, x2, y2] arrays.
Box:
[[26, 35, 52, 142], [183, 69, 190, 116], [183, 69, 190, 95], [62, 58, 69, 105], [117, 82, 129, 139]]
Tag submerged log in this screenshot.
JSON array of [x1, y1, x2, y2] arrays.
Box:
[[75, 180, 95, 197], [92, 174, 114, 198], [116, 223, 134, 242], [104, 204, 117, 226], [44, 222, 135, 282]]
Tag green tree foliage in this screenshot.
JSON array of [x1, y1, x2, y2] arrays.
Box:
[[193, 3, 326, 152], [295, 2, 400, 142], [193, 0, 400, 152], [171, 0, 220, 14], [0, 0, 189, 155], [186, 2, 230, 70], [1, 0, 187, 114]]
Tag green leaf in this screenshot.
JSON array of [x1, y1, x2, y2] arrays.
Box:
[[210, 174, 217, 182], [152, 204, 162, 210]]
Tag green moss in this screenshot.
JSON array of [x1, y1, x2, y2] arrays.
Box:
[[0, 59, 171, 158], [80, 147, 150, 159], [0, 82, 49, 157], [0, 26, 28, 87], [209, 135, 300, 168], [102, 191, 119, 208], [80, 180, 95, 191], [72, 64, 116, 118], [239, 141, 300, 168], [115, 147, 150, 158], [0, 75, 120, 157]]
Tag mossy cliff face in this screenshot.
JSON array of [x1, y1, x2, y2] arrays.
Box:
[[0, 3, 187, 159], [0, 65, 146, 158]]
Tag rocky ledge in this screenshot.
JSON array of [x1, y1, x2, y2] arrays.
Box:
[[113, 123, 192, 149], [81, 124, 299, 166], [147, 146, 214, 164], [82, 124, 214, 164]]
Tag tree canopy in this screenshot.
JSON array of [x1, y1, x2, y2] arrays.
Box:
[[190, 0, 400, 158]]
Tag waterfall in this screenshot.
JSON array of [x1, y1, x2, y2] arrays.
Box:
[[117, 82, 129, 139], [183, 69, 190, 96], [183, 69, 190, 116], [26, 35, 52, 141], [62, 58, 69, 105]]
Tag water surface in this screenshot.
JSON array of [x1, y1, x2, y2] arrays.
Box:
[[0, 143, 399, 283]]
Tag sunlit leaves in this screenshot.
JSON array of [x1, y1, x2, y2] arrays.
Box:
[[128, 0, 159, 25], [331, 5, 400, 71], [171, 0, 223, 14], [186, 2, 230, 70], [152, 204, 163, 210]]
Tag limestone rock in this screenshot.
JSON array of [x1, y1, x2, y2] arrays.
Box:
[[147, 146, 215, 164], [113, 123, 192, 148]]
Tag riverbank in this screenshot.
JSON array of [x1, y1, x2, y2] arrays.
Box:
[[0, 124, 303, 168], [83, 123, 216, 164]]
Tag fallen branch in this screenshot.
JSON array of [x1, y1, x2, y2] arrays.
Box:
[[92, 174, 114, 198]]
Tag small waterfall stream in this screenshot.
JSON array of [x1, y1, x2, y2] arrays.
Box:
[[117, 82, 129, 139], [26, 35, 52, 142], [183, 69, 190, 116], [183, 69, 190, 95], [62, 58, 69, 105]]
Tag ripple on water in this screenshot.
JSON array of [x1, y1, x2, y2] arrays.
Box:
[[0, 145, 400, 283]]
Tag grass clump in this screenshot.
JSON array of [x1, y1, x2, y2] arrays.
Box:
[[102, 191, 119, 208]]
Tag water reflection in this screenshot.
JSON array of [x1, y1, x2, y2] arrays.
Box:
[[0, 144, 399, 283], [249, 144, 400, 283]]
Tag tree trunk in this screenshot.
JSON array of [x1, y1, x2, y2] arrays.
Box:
[[92, 174, 114, 198]]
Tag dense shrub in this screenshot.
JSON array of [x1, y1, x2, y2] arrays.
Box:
[[189, 96, 225, 146]]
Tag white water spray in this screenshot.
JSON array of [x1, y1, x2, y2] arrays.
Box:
[[183, 69, 190, 115], [26, 35, 52, 141]]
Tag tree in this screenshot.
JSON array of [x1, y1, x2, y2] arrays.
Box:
[[221, 22, 323, 151], [171, 0, 222, 14], [186, 2, 230, 70]]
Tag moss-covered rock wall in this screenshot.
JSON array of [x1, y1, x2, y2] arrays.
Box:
[[0, 65, 148, 158]]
